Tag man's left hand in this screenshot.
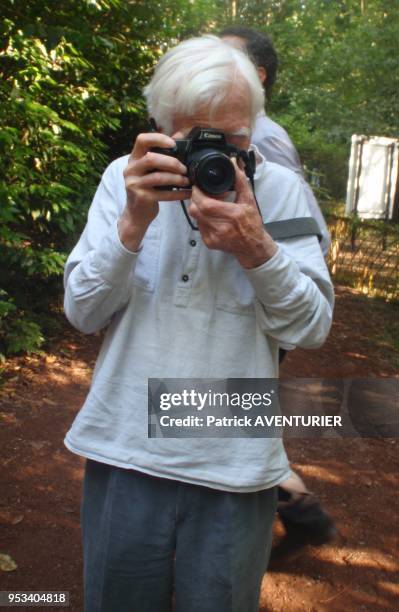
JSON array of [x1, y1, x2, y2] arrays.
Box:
[[188, 159, 277, 269]]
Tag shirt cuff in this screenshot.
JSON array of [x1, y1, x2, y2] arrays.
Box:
[[93, 219, 140, 286], [115, 218, 144, 255], [244, 245, 300, 305]]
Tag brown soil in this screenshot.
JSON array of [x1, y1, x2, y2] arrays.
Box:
[[0, 285, 398, 611]]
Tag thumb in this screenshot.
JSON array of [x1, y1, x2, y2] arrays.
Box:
[[232, 157, 256, 206]]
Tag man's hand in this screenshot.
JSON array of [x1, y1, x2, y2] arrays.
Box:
[[118, 133, 191, 251], [188, 159, 277, 268]]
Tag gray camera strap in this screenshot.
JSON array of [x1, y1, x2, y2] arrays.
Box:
[[264, 217, 322, 243]]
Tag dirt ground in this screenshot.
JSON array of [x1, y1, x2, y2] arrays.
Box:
[[0, 285, 398, 611]]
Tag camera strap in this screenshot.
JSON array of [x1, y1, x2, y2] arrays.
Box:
[[263, 217, 322, 243], [180, 200, 199, 231], [180, 200, 322, 243]]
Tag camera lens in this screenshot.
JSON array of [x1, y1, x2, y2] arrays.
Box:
[[188, 151, 235, 195], [206, 165, 225, 186]]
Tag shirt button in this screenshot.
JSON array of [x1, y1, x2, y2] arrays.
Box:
[[189, 239, 197, 247], [181, 274, 189, 282]]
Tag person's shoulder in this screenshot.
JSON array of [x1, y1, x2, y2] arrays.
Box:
[[253, 113, 292, 144], [255, 160, 310, 219], [93, 155, 130, 211], [256, 158, 300, 187], [102, 154, 130, 181]]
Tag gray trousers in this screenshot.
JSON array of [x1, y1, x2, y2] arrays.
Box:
[[81, 459, 277, 612]]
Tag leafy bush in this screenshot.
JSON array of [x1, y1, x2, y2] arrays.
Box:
[[0, 0, 215, 356], [0, 6, 114, 354]]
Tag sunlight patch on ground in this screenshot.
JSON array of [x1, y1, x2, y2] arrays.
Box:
[[378, 581, 399, 597], [314, 545, 399, 571], [294, 464, 344, 485]]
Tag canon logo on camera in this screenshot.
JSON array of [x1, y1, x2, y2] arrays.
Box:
[[200, 131, 223, 141]]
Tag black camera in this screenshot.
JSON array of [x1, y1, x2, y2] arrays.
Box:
[[150, 127, 255, 196]]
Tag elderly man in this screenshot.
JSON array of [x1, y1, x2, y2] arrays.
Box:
[[64, 35, 333, 612]]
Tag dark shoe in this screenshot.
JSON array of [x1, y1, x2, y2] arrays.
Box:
[[269, 492, 337, 566], [277, 490, 337, 546]]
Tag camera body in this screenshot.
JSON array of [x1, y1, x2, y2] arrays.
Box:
[[150, 127, 255, 196]]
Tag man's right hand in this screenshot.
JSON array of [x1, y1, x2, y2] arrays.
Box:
[[118, 132, 191, 251]]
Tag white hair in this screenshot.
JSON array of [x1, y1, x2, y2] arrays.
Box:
[[143, 35, 264, 134]]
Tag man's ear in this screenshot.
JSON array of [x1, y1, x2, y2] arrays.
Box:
[[257, 66, 267, 85]]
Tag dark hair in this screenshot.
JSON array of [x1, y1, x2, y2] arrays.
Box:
[[219, 26, 278, 95]]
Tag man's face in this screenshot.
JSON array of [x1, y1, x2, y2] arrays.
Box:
[[171, 84, 252, 151]]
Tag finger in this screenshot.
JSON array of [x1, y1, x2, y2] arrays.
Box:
[[191, 186, 238, 219], [130, 133, 177, 159], [237, 156, 246, 172], [148, 188, 192, 202], [136, 171, 190, 190], [128, 151, 187, 177], [188, 201, 210, 224], [188, 205, 231, 248], [171, 131, 185, 139], [231, 158, 253, 201], [188, 202, 230, 238]]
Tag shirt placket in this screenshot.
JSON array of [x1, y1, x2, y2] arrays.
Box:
[[174, 232, 202, 307]]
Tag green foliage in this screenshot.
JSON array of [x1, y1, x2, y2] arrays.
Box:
[[0, 289, 43, 358], [1, 3, 110, 354], [212, 0, 399, 200], [0, 0, 216, 356]]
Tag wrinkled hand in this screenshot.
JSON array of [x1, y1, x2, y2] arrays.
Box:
[[118, 133, 191, 251], [188, 159, 277, 268]]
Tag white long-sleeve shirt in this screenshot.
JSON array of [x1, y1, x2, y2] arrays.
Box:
[[63, 150, 334, 492], [252, 112, 331, 257]]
